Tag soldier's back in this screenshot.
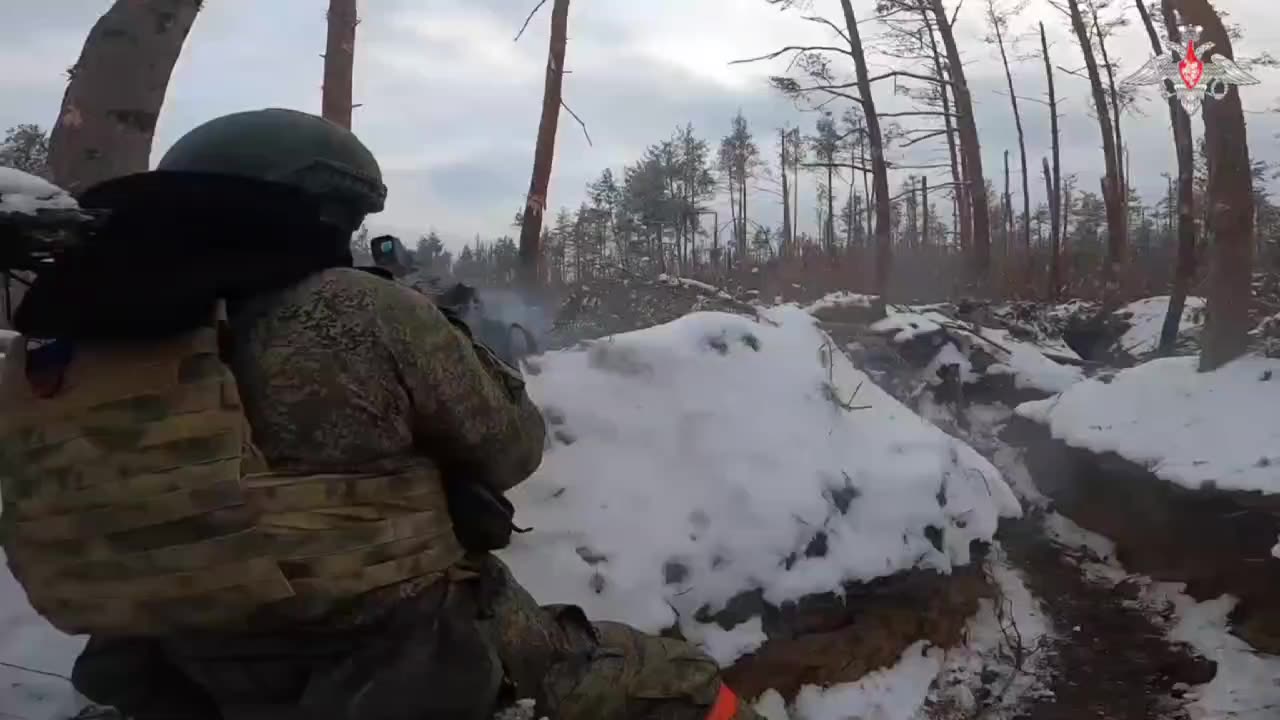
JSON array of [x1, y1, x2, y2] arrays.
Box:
[[228, 266, 423, 470]]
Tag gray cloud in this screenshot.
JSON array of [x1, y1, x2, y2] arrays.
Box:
[[3, 0, 1277, 251]]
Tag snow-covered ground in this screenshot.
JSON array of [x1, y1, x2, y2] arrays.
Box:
[[504, 306, 1021, 653], [1113, 296, 1205, 356], [804, 292, 878, 314], [1016, 354, 1280, 494], [0, 551, 88, 720], [868, 308, 1085, 396]]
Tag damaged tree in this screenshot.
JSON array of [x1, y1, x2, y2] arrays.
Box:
[[838, 0, 892, 304], [1135, 0, 1198, 356], [1040, 23, 1064, 299], [517, 0, 571, 288], [742, 0, 894, 306], [322, 0, 358, 129], [923, 9, 970, 253], [48, 0, 202, 192], [1172, 0, 1255, 370], [927, 0, 993, 279], [1061, 0, 1127, 290], [985, 0, 1031, 253]]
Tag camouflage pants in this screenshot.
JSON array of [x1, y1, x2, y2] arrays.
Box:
[[72, 555, 760, 720]]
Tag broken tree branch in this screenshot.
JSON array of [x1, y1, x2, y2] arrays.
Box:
[[513, 0, 549, 42]]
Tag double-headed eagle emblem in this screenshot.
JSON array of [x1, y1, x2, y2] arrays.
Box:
[[1121, 25, 1259, 114]]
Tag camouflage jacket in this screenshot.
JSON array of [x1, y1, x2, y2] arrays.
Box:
[[228, 266, 545, 489]]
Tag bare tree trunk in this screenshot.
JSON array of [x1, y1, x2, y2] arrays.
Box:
[[989, 4, 1031, 251], [923, 10, 969, 254], [1004, 151, 1014, 263], [1043, 157, 1060, 298], [1062, 181, 1073, 271], [1090, 0, 1126, 215], [839, 0, 892, 307], [781, 129, 791, 255], [48, 0, 201, 192], [922, 175, 930, 246], [1040, 23, 1064, 300], [846, 168, 855, 250], [859, 131, 873, 245], [1172, 0, 1255, 370], [826, 164, 835, 254], [518, 0, 570, 289], [322, 0, 357, 129], [1136, 0, 1199, 355], [741, 160, 749, 259], [1065, 0, 1127, 288], [929, 0, 991, 279]]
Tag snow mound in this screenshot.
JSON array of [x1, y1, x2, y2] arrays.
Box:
[[502, 307, 1020, 653], [0, 167, 77, 215], [871, 308, 1084, 396], [804, 292, 878, 314], [1114, 296, 1205, 356], [1015, 354, 1280, 493]]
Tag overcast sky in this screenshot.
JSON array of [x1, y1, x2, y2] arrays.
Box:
[[3, 0, 1277, 250]]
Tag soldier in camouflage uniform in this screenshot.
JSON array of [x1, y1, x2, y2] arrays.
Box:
[[0, 109, 758, 720]]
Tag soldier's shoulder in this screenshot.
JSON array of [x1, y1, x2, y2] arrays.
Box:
[[282, 267, 420, 312]]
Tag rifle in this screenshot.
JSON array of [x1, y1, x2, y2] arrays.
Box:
[[429, 281, 539, 369]]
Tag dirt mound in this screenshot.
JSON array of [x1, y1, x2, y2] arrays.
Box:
[[717, 563, 992, 703], [1006, 417, 1280, 655]]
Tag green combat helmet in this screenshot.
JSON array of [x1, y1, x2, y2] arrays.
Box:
[[155, 108, 387, 229]]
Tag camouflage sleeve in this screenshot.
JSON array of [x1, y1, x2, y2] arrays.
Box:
[[377, 285, 546, 492]]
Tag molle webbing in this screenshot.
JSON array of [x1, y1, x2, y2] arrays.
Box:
[[0, 321, 464, 636]]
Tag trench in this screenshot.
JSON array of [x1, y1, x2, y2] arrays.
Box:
[[817, 315, 1222, 720]]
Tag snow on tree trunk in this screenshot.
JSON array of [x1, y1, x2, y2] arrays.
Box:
[[518, 0, 570, 289], [322, 0, 358, 129], [48, 0, 201, 193], [838, 0, 892, 309], [1173, 0, 1255, 371]]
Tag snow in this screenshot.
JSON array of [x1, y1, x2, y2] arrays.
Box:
[[804, 292, 878, 314], [870, 311, 947, 343], [1114, 295, 1205, 356], [970, 326, 1083, 394], [1151, 591, 1280, 720], [0, 550, 88, 720], [871, 309, 1084, 395], [655, 273, 734, 300], [791, 642, 944, 720], [503, 306, 1020, 654], [1015, 354, 1280, 494], [0, 167, 77, 214]]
